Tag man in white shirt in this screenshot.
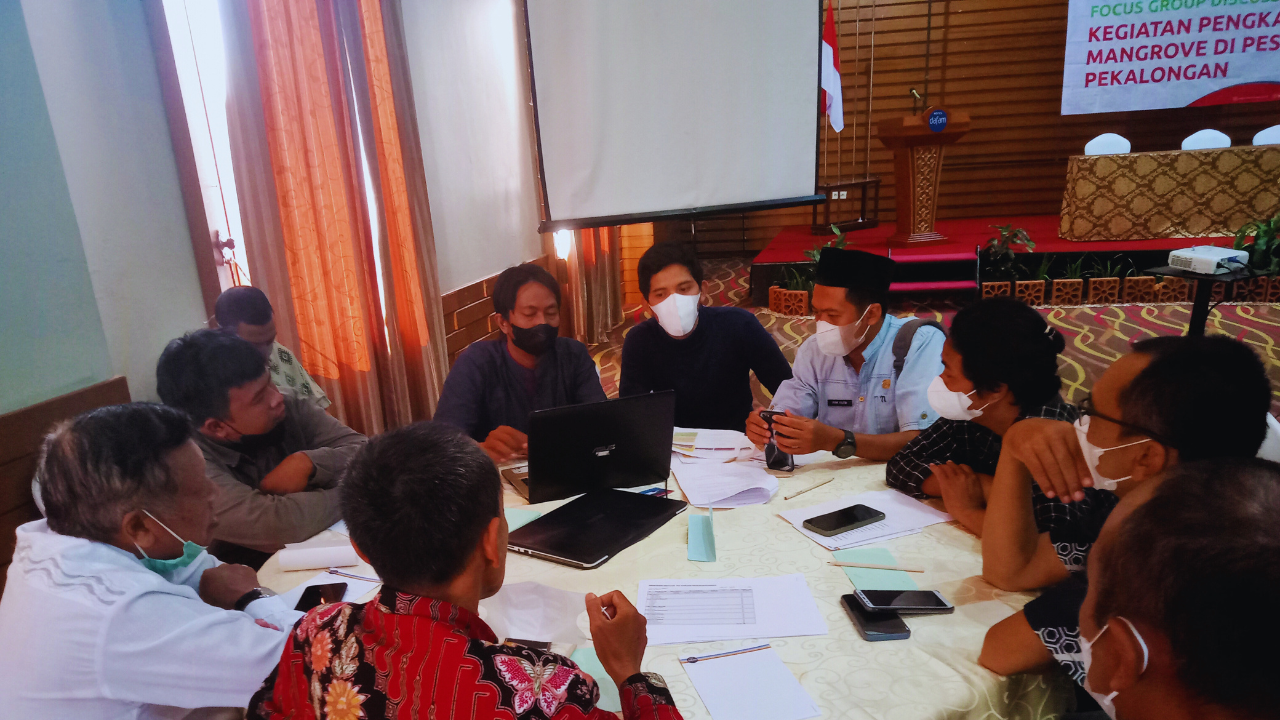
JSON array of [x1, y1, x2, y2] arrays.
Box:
[[0, 402, 302, 719]]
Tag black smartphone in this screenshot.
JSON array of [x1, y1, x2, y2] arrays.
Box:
[[852, 589, 955, 615], [759, 411, 795, 471], [295, 582, 348, 612], [802, 503, 885, 536], [841, 594, 910, 641]]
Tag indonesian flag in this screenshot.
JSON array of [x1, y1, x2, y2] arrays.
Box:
[[820, 2, 844, 132]]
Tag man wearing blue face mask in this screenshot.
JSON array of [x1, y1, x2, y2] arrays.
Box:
[[0, 403, 302, 718], [435, 263, 606, 463], [978, 335, 1270, 703], [747, 247, 945, 461], [1078, 458, 1280, 720]]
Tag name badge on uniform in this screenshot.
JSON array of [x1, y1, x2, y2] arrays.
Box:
[[827, 399, 853, 407]]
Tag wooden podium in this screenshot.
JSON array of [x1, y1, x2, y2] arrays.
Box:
[[876, 108, 970, 246]]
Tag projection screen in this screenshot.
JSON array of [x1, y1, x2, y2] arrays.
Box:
[[524, 0, 823, 231]]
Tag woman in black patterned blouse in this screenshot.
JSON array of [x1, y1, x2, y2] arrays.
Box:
[[885, 297, 1079, 536]]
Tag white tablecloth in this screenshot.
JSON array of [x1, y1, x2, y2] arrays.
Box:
[[259, 456, 1072, 720]]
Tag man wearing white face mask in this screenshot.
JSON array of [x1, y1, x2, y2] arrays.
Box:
[[747, 247, 944, 461], [0, 403, 302, 718], [978, 336, 1270, 702], [1078, 458, 1280, 720], [620, 243, 791, 432]]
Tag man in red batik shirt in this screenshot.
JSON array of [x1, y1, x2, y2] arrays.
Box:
[[248, 421, 682, 720]]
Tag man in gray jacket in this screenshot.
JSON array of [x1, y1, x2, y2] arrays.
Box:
[[157, 329, 365, 555]]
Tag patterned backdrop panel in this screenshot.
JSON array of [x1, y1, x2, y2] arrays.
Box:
[[1060, 145, 1280, 241], [591, 260, 1280, 415]]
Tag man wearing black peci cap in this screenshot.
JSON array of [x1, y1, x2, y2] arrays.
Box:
[[746, 248, 944, 461]]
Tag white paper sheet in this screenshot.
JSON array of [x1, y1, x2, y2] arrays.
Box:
[[478, 582, 589, 646], [778, 490, 952, 550], [673, 463, 778, 508], [638, 574, 826, 645], [277, 544, 360, 571], [681, 644, 819, 720], [327, 520, 349, 536], [278, 570, 381, 611]]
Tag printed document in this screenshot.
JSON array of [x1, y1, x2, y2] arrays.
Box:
[[681, 644, 819, 720], [673, 463, 778, 508], [638, 574, 826, 645]]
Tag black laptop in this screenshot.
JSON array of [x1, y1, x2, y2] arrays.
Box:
[[504, 391, 685, 568], [508, 390, 677, 504], [508, 488, 686, 569]]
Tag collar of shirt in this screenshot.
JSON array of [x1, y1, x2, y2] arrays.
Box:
[[850, 315, 896, 371], [373, 588, 499, 643]]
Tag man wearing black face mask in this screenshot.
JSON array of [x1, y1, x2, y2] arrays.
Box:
[[156, 330, 366, 558], [435, 263, 606, 463]]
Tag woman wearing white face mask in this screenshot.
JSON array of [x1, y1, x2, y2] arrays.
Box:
[[886, 298, 1077, 536], [1077, 458, 1280, 720]]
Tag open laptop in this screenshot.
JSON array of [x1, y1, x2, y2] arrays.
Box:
[[503, 390, 676, 504]]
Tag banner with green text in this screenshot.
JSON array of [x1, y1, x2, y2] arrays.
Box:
[[1062, 0, 1280, 114]]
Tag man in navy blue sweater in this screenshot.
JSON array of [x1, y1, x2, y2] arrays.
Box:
[[619, 244, 792, 433]]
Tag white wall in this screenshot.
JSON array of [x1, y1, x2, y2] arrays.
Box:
[[0, 0, 113, 414], [400, 0, 544, 293], [21, 0, 209, 402]]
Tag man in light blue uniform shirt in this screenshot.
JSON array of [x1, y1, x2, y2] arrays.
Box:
[[746, 248, 944, 461]]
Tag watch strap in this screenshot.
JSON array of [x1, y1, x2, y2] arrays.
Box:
[[233, 587, 276, 612]]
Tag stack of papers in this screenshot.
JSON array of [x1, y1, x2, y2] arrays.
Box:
[[638, 574, 827, 645], [779, 490, 952, 550], [278, 533, 361, 571], [672, 428, 752, 462], [673, 463, 778, 508], [681, 644, 819, 720]]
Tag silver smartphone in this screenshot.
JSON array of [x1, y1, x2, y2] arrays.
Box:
[[852, 589, 954, 615]]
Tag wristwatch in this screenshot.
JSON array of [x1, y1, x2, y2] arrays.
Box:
[[234, 587, 278, 612], [832, 430, 858, 459]]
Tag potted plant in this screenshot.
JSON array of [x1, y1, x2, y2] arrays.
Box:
[[1086, 256, 1127, 304], [1234, 211, 1280, 302], [980, 224, 1034, 298], [1016, 254, 1051, 306], [1051, 256, 1086, 306]]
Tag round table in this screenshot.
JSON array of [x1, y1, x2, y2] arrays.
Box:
[[259, 455, 1071, 720]]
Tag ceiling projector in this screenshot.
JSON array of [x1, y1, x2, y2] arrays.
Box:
[[1168, 246, 1249, 275]]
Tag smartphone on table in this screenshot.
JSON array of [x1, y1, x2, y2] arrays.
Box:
[[852, 589, 954, 615], [802, 503, 885, 536], [295, 582, 348, 612], [758, 410, 795, 471], [841, 594, 910, 641]]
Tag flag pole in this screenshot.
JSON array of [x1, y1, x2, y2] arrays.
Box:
[[836, 0, 843, 183]]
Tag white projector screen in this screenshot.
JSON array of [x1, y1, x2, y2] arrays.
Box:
[[525, 0, 822, 231]]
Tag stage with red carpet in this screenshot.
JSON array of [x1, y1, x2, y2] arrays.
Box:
[[749, 214, 1234, 306]]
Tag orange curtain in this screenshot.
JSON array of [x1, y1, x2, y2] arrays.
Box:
[[244, 0, 386, 435], [355, 0, 441, 424]]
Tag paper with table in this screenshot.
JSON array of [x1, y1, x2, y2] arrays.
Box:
[[680, 644, 819, 720], [674, 463, 778, 508], [638, 574, 826, 645], [779, 489, 952, 550]]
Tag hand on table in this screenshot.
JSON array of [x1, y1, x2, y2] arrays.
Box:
[[1001, 418, 1092, 502], [745, 409, 772, 449], [259, 452, 314, 495], [200, 563, 262, 610], [481, 426, 528, 464], [770, 411, 842, 456], [586, 590, 647, 686]]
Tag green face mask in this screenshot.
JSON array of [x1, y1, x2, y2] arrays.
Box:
[[134, 509, 206, 575]]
